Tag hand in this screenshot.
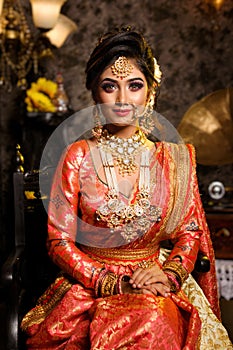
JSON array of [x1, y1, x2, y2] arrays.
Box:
[[121, 281, 170, 297], [121, 281, 143, 295], [129, 264, 170, 296], [141, 283, 171, 297]]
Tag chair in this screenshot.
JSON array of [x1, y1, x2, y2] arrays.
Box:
[[0, 160, 59, 350]]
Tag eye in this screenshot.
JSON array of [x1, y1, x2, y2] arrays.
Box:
[[129, 81, 144, 91], [100, 82, 117, 93]]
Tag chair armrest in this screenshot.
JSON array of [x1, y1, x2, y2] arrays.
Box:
[[0, 246, 25, 289], [194, 252, 210, 273]]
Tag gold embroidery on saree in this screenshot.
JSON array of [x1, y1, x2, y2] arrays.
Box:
[[21, 276, 72, 331], [80, 245, 159, 266]]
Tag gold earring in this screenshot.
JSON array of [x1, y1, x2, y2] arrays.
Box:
[[138, 92, 155, 135], [92, 105, 103, 139]]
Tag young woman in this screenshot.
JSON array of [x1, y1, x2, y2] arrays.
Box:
[[21, 27, 232, 349]]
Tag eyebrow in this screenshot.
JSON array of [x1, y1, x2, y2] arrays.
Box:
[[100, 77, 145, 84]]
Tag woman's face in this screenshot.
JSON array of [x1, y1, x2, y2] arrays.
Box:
[[95, 58, 149, 125]]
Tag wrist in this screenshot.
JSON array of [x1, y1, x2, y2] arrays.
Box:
[[162, 260, 188, 288], [95, 272, 131, 297], [164, 271, 180, 293]]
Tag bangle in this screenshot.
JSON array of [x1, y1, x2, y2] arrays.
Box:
[[100, 272, 118, 297], [117, 275, 123, 294], [95, 269, 108, 297], [163, 260, 188, 286], [165, 272, 180, 293]]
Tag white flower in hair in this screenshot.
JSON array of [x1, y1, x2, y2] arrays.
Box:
[[153, 58, 162, 84]]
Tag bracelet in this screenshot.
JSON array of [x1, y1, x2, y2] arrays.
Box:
[[165, 272, 180, 293], [117, 275, 124, 294], [163, 260, 188, 286], [95, 269, 108, 297], [100, 272, 118, 297]]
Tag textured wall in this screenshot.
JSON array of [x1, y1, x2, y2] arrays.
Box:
[[0, 0, 232, 261]]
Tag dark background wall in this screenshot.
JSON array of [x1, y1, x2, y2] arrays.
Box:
[[0, 0, 233, 264]]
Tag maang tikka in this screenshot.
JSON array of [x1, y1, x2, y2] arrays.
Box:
[[111, 56, 133, 79]]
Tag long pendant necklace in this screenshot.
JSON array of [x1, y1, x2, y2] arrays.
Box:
[[96, 145, 162, 243]]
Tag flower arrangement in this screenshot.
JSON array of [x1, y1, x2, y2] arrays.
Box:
[[25, 77, 58, 113]]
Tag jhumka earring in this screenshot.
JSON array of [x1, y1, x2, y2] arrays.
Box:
[[138, 57, 162, 135], [138, 91, 155, 135], [92, 105, 103, 139]]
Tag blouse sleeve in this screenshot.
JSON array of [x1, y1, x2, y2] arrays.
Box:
[[47, 140, 103, 290], [163, 144, 220, 318], [167, 169, 202, 274], [163, 144, 203, 284]]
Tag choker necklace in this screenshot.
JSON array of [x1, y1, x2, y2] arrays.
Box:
[[97, 128, 147, 176], [96, 147, 162, 243]]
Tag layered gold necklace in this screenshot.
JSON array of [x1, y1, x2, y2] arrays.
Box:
[[96, 133, 162, 243]]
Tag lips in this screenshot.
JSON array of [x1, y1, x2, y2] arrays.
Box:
[[112, 108, 132, 117]]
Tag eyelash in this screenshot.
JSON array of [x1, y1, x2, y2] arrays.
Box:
[[100, 81, 144, 93]]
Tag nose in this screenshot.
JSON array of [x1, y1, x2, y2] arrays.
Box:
[[116, 88, 127, 104]]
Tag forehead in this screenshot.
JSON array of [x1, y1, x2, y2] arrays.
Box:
[[100, 58, 145, 80]]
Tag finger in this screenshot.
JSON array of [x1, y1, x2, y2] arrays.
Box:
[[141, 286, 158, 296], [153, 283, 171, 297], [130, 268, 148, 288], [144, 275, 170, 287], [136, 270, 169, 288]]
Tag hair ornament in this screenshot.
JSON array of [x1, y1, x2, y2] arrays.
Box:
[[111, 56, 133, 80], [153, 57, 162, 84]]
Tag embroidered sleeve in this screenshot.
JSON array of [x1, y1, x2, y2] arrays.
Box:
[[163, 144, 203, 284], [47, 140, 103, 290]]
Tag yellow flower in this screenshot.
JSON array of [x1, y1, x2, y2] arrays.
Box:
[[25, 77, 57, 112], [26, 90, 57, 113]]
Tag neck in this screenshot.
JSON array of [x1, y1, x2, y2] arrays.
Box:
[[105, 123, 138, 138]]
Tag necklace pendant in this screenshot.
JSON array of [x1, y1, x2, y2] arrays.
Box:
[[108, 198, 119, 211], [138, 198, 151, 209], [134, 204, 144, 217], [149, 205, 162, 222]]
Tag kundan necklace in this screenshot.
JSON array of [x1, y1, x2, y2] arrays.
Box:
[[97, 128, 147, 176], [96, 142, 162, 243]]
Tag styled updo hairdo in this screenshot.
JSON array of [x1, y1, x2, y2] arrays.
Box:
[[85, 27, 159, 100]]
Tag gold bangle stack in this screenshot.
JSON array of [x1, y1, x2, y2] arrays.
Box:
[[100, 272, 119, 297], [163, 260, 188, 286]]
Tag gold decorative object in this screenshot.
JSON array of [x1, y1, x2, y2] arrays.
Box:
[[111, 56, 133, 80], [177, 88, 233, 165], [0, 0, 76, 91]]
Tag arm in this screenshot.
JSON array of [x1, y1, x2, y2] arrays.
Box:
[[47, 141, 103, 290]]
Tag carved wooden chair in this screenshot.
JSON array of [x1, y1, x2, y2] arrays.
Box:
[[0, 147, 59, 350]]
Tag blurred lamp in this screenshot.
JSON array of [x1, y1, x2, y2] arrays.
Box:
[[45, 14, 77, 48], [0, 0, 3, 16], [30, 0, 66, 30]]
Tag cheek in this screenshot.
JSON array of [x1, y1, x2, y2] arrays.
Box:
[[132, 90, 148, 106], [96, 90, 115, 104]]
